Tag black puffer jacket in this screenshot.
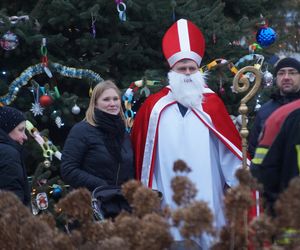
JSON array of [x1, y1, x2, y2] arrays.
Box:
[[248, 90, 300, 158], [0, 129, 30, 206], [61, 121, 134, 192], [251, 108, 300, 213]]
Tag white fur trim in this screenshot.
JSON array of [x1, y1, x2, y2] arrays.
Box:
[[168, 51, 202, 67]]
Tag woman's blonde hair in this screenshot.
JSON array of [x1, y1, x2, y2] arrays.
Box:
[[85, 80, 126, 126]]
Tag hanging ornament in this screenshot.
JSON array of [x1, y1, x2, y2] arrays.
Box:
[[245, 72, 256, 83], [39, 94, 53, 107], [36, 192, 48, 210], [115, 0, 126, 21], [256, 26, 276, 48], [30, 80, 44, 116], [171, 0, 176, 22], [31, 199, 39, 215], [91, 13, 97, 38], [30, 102, 44, 116], [219, 87, 225, 95], [248, 43, 262, 54], [41, 38, 53, 78], [262, 70, 274, 87], [37, 179, 48, 186], [218, 75, 225, 95], [212, 32, 217, 45], [50, 184, 62, 199], [55, 116, 64, 128], [43, 159, 51, 168], [8, 15, 30, 25], [0, 31, 19, 50], [71, 103, 81, 115]]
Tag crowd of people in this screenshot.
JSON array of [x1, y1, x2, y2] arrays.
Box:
[[0, 18, 299, 249]]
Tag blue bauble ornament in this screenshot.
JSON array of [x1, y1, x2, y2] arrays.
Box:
[[52, 185, 62, 199], [256, 27, 277, 47]]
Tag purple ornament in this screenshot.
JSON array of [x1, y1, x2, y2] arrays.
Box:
[[256, 27, 277, 47]]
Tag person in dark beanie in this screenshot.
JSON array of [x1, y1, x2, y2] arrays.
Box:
[[0, 106, 30, 206], [248, 57, 300, 158]]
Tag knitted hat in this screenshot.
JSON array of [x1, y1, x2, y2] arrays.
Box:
[[0, 106, 26, 133], [274, 57, 300, 75], [162, 19, 205, 68]]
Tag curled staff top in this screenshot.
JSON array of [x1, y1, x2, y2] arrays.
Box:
[[0, 62, 103, 105]]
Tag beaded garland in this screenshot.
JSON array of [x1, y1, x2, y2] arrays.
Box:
[[0, 62, 103, 105]]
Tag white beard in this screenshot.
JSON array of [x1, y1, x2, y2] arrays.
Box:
[[168, 70, 206, 109]]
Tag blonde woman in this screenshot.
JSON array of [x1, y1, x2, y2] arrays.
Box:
[[61, 80, 134, 191]]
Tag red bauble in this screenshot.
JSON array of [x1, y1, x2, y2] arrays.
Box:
[[39, 95, 53, 107]]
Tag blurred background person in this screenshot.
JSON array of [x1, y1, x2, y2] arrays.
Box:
[[0, 106, 29, 206], [248, 57, 300, 158]]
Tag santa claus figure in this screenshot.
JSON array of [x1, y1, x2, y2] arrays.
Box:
[[131, 19, 247, 248]]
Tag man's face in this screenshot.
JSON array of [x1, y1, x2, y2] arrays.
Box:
[[168, 60, 205, 108], [276, 67, 300, 95], [172, 60, 198, 75]]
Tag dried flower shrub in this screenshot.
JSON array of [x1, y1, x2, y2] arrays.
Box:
[[114, 213, 142, 249], [131, 186, 161, 217], [19, 216, 61, 250], [99, 236, 130, 250], [248, 214, 274, 249], [55, 188, 93, 224], [173, 159, 192, 173], [38, 212, 57, 229], [0, 191, 74, 250], [172, 201, 214, 239], [170, 159, 215, 248], [4, 160, 294, 249], [273, 177, 300, 248], [171, 160, 197, 206], [212, 168, 257, 250], [171, 176, 197, 206], [0, 191, 32, 249], [275, 177, 300, 230], [121, 179, 142, 205], [137, 213, 173, 250]]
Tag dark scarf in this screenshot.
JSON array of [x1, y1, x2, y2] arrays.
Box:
[[94, 109, 125, 162]]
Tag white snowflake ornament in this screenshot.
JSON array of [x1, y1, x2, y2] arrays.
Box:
[[30, 102, 44, 116]]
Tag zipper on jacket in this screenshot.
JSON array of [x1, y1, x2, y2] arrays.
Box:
[[116, 163, 121, 185]]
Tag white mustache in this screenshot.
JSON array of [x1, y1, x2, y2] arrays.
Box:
[[168, 71, 206, 108], [183, 78, 192, 83]]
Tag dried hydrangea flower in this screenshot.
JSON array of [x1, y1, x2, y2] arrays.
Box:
[[55, 188, 92, 223], [171, 176, 197, 206], [121, 179, 142, 205], [132, 186, 161, 217], [173, 159, 192, 173]]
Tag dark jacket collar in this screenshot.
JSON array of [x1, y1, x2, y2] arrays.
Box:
[[271, 89, 300, 105], [0, 129, 23, 152]]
